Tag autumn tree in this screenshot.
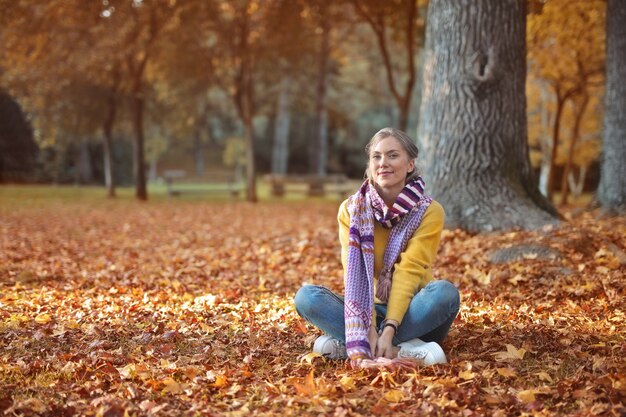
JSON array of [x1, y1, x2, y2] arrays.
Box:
[[598, 0, 626, 213], [349, 0, 425, 132], [416, 0, 557, 232], [527, 0, 605, 203]]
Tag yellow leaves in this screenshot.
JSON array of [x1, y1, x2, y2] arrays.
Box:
[[211, 374, 229, 388], [517, 389, 536, 403], [299, 352, 323, 365], [162, 377, 183, 394], [383, 389, 404, 403], [458, 370, 476, 381], [34, 313, 52, 324], [494, 344, 527, 362], [293, 370, 316, 396], [535, 371, 554, 384], [339, 375, 356, 391], [496, 367, 518, 378]]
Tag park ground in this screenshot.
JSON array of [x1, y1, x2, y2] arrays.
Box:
[[0, 185, 624, 416]]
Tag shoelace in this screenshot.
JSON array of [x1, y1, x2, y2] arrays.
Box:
[[398, 349, 428, 360]]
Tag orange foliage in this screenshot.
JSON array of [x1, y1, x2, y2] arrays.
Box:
[[0, 198, 624, 415]]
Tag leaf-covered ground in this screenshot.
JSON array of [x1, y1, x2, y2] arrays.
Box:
[[1, 195, 624, 416]]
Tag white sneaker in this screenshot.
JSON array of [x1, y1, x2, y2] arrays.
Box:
[[397, 338, 447, 365], [313, 335, 347, 360]]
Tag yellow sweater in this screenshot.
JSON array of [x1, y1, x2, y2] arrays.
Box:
[[338, 199, 444, 324]]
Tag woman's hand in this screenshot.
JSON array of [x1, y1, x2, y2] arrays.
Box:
[[368, 325, 379, 357], [375, 326, 396, 358]]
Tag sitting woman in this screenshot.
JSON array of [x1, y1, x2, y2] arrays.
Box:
[[294, 127, 460, 365]]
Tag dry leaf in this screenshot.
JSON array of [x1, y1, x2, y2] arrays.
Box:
[[34, 313, 52, 324], [299, 351, 323, 365], [162, 377, 182, 394], [494, 344, 527, 361], [517, 389, 536, 403], [496, 367, 518, 378], [384, 389, 404, 403]]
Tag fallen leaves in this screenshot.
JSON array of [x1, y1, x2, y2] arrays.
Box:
[[0, 198, 624, 416], [494, 344, 527, 361]]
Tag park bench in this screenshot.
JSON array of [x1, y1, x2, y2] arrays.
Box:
[[162, 169, 243, 197], [264, 174, 352, 198]]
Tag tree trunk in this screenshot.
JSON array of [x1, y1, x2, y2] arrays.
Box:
[[547, 93, 565, 202], [271, 75, 292, 175], [416, 0, 558, 232], [311, 11, 330, 176], [234, 2, 257, 203], [560, 92, 589, 205], [102, 86, 117, 198], [538, 81, 551, 197], [131, 84, 148, 201], [77, 140, 93, 184], [598, 0, 626, 213], [194, 133, 205, 177]]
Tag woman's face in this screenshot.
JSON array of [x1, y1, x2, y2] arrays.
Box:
[[368, 136, 415, 192]]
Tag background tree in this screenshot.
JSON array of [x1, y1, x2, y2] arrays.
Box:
[[527, 0, 605, 202], [416, 0, 558, 232], [598, 0, 626, 213], [0, 90, 37, 182], [350, 0, 425, 131]]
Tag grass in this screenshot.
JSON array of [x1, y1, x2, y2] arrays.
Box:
[[0, 180, 358, 207]]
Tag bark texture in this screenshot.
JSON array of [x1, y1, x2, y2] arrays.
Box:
[[416, 0, 558, 232], [598, 0, 626, 213]]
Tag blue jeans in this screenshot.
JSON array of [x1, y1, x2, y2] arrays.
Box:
[[294, 280, 460, 345]]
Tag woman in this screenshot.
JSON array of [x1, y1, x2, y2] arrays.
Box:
[[294, 127, 460, 366]]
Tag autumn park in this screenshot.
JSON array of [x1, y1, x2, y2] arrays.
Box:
[[0, 0, 625, 416]]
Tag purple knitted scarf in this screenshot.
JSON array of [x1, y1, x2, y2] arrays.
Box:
[[344, 177, 432, 360]]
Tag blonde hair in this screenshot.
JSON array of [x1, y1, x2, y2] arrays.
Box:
[[364, 127, 419, 182]]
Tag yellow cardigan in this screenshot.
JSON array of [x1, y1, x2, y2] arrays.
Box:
[[338, 199, 445, 324]]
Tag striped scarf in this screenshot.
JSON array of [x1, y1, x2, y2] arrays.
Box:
[[344, 177, 432, 361]]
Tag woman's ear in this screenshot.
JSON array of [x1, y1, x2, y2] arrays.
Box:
[[408, 159, 415, 173]]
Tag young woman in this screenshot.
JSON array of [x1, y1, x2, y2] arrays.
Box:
[[294, 127, 460, 366]]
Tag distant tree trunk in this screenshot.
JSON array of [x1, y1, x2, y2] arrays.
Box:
[[234, 1, 257, 202], [568, 165, 587, 198], [271, 75, 292, 175], [148, 158, 158, 182], [311, 11, 330, 176], [102, 83, 117, 198], [77, 140, 93, 184], [417, 0, 558, 232], [131, 77, 148, 201], [194, 133, 205, 177], [598, 0, 626, 213], [560, 92, 589, 205], [547, 91, 565, 202], [538, 81, 551, 197]]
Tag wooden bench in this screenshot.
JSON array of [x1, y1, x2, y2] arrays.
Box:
[[264, 174, 352, 198], [162, 170, 243, 197]]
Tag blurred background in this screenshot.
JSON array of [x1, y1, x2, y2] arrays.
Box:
[[0, 0, 606, 204]]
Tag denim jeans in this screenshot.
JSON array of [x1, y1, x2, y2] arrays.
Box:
[[294, 280, 460, 345]]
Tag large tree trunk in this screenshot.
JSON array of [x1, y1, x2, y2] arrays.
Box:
[[311, 11, 330, 176], [271, 75, 292, 175], [598, 0, 626, 213], [416, 0, 558, 232]]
